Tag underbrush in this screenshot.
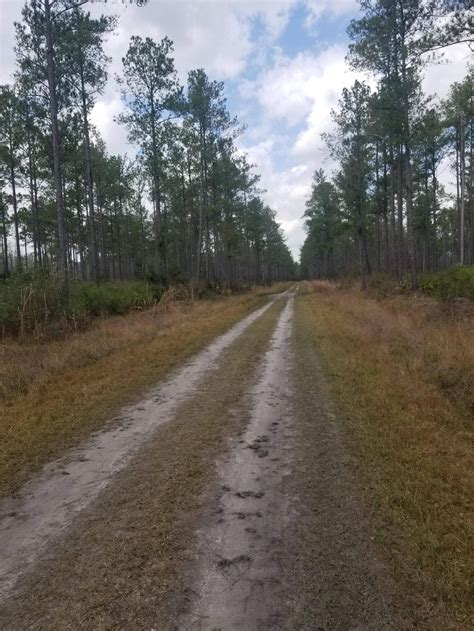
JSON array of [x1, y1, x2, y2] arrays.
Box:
[[310, 266, 474, 301], [297, 282, 473, 627], [419, 265, 474, 301], [0, 270, 163, 338], [70, 280, 161, 318], [0, 271, 291, 339]]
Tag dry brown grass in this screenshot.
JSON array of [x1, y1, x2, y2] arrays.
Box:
[[0, 293, 263, 498], [295, 282, 474, 628], [252, 281, 294, 296]]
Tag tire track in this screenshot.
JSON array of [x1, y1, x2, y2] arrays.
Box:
[[0, 297, 282, 602], [177, 295, 295, 629]]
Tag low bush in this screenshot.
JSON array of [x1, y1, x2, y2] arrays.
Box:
[[419, 266, 474, 301], [0, 271, 163, 338], [0, 270, 63, 338], [70, 281, 161, 318]]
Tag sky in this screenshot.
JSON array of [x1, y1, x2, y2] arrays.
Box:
[[0, 0, 471, 257]]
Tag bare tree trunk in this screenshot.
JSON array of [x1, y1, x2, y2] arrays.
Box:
[[455, 127, 461, 260], [80, 64, 99, 283], [404, 146, 417, 288], [431, 151, 438, 271], [0, 194, 9, 277], [76, 178, 86, 280], [389, 156, 399, 279], [383, 146, 390, 273], [44, 0, 68, 300], [9, 164, 21, 266], [397, 153, 405, 276], [399, 0, 417, 289], [27, 128, 42, 268], [470, 91, 473, 265], [460, 111, 465, 265], [423, 153, 430, 271]]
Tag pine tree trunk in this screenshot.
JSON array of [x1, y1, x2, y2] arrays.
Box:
[[431, 152, 438, 271], [460, 112, 465, 265], [0, 194, 9, 277], [27, 130, 42, 268], [44, 0, 68, 300], [9, 164, 21, 266], [404, 146, 417, 288], [80, 65, 99, 283], [389, 157, 399, 279], [397, 153, 405, 276]]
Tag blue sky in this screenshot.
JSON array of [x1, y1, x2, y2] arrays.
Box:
[[0, 0, 470, 256]]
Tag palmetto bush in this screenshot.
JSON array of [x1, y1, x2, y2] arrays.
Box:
[[0, 270, 162, 338]]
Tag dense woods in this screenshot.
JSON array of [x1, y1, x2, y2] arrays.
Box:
[[300, 0, 473, 289], [0, 0, 295, 306]]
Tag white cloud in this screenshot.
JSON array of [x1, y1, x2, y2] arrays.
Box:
[[422, 43, 472, 102], [238, 134, 311, 256], [304, 0, 358, 28], [0, 1, 22, 84], [94, 2, 253, 82], [2, 1, 469, 260], [239, 45, 365, 255], [90, 95, 129, 156], [80, 1, 300, 157], [241, 45, 362, 130]]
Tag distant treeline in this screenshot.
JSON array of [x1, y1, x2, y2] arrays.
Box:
[[0, 1, 296, 301], [300, 0, 473, 288]]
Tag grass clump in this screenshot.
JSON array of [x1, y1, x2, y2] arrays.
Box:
[[0, 270, 63, 338]]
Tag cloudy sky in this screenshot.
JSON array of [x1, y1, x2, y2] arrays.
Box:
[[0, 0, 471, 257]]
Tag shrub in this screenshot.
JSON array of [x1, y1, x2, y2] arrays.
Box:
[[419, 266, 474, 301], [0, 270, 64, 337], [0, 271, 163, 338], [70, 281, 160, 317]]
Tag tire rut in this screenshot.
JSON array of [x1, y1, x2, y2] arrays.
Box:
[[0, 297, 280, 602], [176, 295, 295, 630]]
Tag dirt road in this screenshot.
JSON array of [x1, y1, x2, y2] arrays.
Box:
[[0, 290, 404, 629]]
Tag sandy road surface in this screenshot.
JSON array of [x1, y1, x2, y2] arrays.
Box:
[[0, 300, 274, 601], [176, 296, 295, 629], [0, 290, 402, 629]]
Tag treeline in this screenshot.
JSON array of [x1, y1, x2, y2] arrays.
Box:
[[300, 0, 472, 288], [0, 0, 296, 299]]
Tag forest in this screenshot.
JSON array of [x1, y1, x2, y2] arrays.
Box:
[[0, 0, 296, 329], [0, 3, 473, 628], [300, 1, 473, 292]]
